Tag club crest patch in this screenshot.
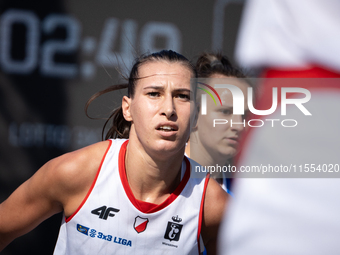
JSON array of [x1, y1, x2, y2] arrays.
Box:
[[134, 216, 149, 233]]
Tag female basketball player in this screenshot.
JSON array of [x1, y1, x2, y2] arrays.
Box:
[[186, 52, 250, 194], [0, 50, 227, 254]]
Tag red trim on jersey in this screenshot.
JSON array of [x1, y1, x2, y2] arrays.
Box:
[[235, 65, 340, 166], [197, 174, 210, 254], [65, 140, 113, 223], [118, 140, 191, 214]]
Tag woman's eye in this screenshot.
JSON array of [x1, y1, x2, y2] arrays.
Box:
[[220, 109, 232, 115], [176, 93, 190, 100], [148, 92, 160, 97]]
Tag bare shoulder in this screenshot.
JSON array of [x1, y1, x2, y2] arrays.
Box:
[[48, 140, 111, 186], [202, 178, 230, 254], [46, 140, 111, 216], [0, 140, 112, 249], [204, 178, 229, 225]]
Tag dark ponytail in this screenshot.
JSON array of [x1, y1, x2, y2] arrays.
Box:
[[85, 83, 131, 140]]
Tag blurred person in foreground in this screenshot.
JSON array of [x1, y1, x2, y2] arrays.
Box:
[[218, 0, 340, 254]]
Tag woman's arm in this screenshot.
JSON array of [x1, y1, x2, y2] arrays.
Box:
[[0, 140, 110, 251], [201, 178, 229, 255]]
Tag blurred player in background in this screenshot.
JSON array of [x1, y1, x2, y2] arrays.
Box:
[[186, 52, 249, 195]]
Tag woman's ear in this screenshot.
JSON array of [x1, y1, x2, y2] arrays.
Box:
[[122, 96, 132, 121], [191, 103, 200, 132]]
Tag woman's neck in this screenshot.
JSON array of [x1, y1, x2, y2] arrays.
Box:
[[187, 139, 229, 167], [124, 138, 185, 205]]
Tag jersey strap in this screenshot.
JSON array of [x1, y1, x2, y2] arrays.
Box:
[[65, 140, 113, 222]]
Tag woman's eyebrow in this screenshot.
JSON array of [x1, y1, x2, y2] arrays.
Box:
[[143, 87, 192, 93], [143, 86, 164, 90], [175, 88, 191, 93]]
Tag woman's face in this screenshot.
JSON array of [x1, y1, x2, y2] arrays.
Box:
[[195, 73, 249, 162], [123, 60, 194, 157]]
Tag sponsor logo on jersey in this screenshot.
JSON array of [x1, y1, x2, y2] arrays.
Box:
[[77, 224, 89, 235], [134, 216, 149, 233], [76, 224, 132, 247], [163, 215, 183, 242], [91, 205, 120, 220], [114, 237, 132, 247]]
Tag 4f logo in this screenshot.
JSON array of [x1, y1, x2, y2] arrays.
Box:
[[91, 206, 120, 220]]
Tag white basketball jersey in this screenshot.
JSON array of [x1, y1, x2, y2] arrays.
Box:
[[54, 139, 208, 255]]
